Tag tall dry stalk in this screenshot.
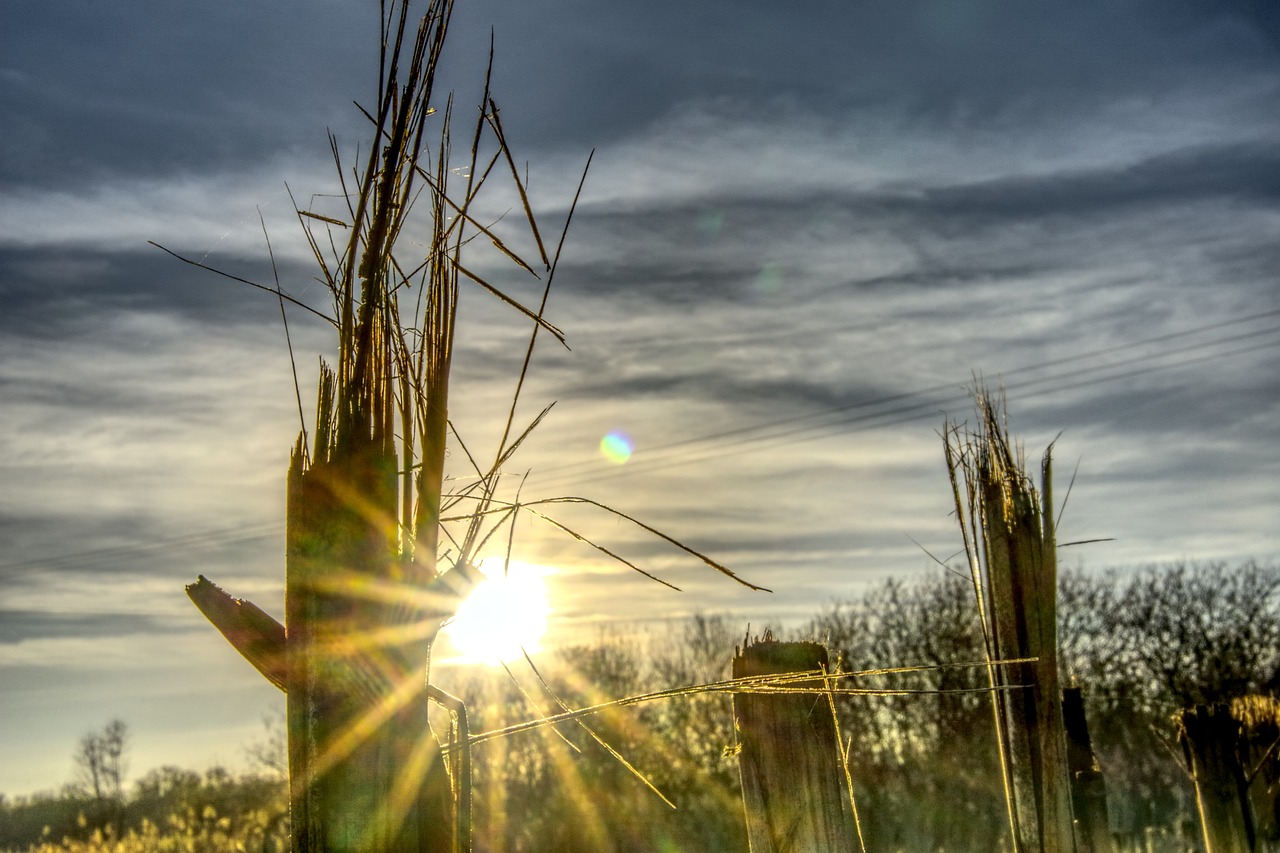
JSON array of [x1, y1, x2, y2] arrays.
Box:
[[944, 388, 1075, 853], [178, 2, 771, 849], [281, 2, 470, 848]]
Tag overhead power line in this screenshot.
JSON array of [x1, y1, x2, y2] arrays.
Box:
[[521, 308, 1280, 491], [0, 521, 282, 578], [4, 308, 1276, 575]]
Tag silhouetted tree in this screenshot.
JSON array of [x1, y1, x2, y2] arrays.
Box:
[[72, 718, 128, 833], [805, 573, 1005, 851], [243, 707, 288, 780], [9, 561, 1274, 852], [1060, 560, 1280, 847]]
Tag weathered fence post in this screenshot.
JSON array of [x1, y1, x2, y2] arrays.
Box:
[[187, 2, 473, 848], [732, 636, 856, 853], [1179, 703, 1254, 853], [1232, 695, 1280, 849], [187, 563, 470, 853], [1063, 686, 1112, 853]]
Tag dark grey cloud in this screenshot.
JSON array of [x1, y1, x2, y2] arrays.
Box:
[[1227, 0, 1280, 48], [513, 133, 1280, 342], [0, 511, 281, 585], [5, 0, 1277, 195], [0, 1, 373, 191], [552, 355, 914, 416], [461, 0, 1280, 150], [0, 242, 340, 348], [578, 135, 1280, 257], [0, 609, 184, 644], [892, 139, 1280, 225], [0, 246, 313, 337], [1042, 354, 1280, 441]]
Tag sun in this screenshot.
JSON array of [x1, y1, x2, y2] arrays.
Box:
[[440, 559, 553, 664]]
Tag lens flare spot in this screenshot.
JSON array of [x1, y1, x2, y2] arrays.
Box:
[[756, 261, 783, 294], [441, 560, 551, 665], [697, 208, 726, 239], [600, 431, 633, 464]]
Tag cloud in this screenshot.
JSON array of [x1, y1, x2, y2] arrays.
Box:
[[0, 610, 184, 644], [6, 0, 1277, 200], [893, 139, 1280, 224], [463, 0, 1280, 153], [0, 1, 373, 192]]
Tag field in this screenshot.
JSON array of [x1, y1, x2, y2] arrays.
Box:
[[5, 560, 1278, 852]]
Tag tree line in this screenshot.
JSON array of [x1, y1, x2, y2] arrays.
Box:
[[3, 559, 1276, 852], [455, 558, 1280, 852], [0, 719, 289, 852]]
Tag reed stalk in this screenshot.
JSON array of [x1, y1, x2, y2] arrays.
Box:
[[179, 4, 771, 848], [943, 388, 1075, 853]]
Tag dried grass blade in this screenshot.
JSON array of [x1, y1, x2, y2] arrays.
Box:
[[452, 260, 566, 344], [364, 105, 536, 278], [285, 185, 341, 302], [148, 242, 337, 326], [491, 151, 594, 465], [258, 209, 309, 460], [942, 417, 1021, 849], [522, 507, 681, 591], [461, 663, 1033, 749], [497, 660, 580, 753], [519, 649, 676, 809], [526, 496, 770, 592], [298, 210, 351, 229], [484, 222, 539, 278], [493, 403, 556, 470], [486, 99, 550, 270], [822, 662, 867, 852], [466, 503, 519, 558]]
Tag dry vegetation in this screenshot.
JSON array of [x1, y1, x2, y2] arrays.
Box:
[[166, 0, 765, 849], [7, 560, 1279, 851]]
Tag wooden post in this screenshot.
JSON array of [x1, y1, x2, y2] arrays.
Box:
[[1062, 687, 1112, 853], [277, 2, 465, 847], [983, 514, 1040, 851], [732, 637, 856, 853], [1232, 695, 1280, 848], [1179, 704, 1254, 853]]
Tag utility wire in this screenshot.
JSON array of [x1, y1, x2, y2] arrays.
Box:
[[4, 308, 1276, 575], [520, 307, 1280, 485], [524, 311, 1280, 491], [0, 521, 283, 578]]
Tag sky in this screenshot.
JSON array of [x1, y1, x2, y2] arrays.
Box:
[[2, 0, 1279, 797]]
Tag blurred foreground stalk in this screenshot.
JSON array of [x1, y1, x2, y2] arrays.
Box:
[[183, 0, 773, 846], [283, 2, 466, 848]]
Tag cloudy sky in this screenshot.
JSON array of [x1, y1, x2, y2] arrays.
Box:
[[2, 0, 1278, 796]]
